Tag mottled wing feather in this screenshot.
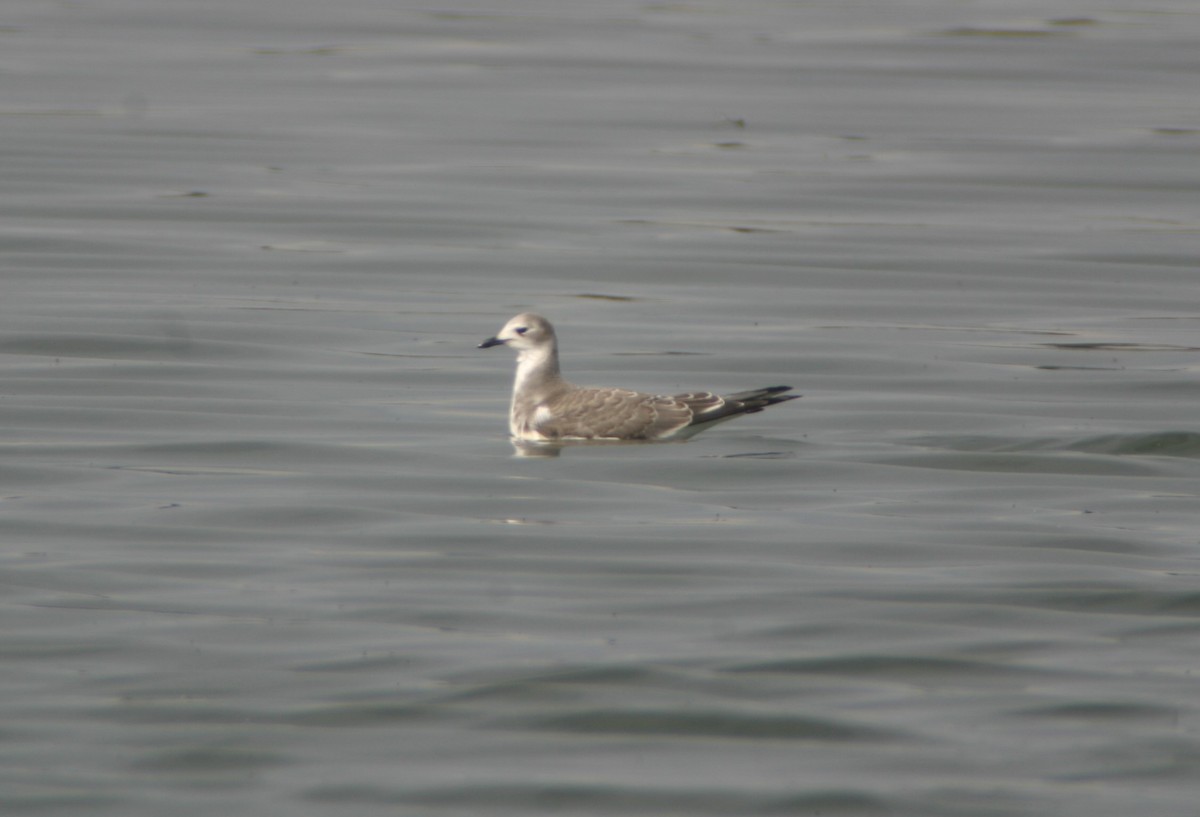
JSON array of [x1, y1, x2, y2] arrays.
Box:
[[673, 391, 725, 415], [674, 386, 800, 433], [538, 388, 694, 440], [533, 385, 799, 441]]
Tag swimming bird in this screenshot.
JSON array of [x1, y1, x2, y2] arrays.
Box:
[[478, 313, 799, 442]]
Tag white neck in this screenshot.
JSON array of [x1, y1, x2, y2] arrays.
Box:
[[513, 343, 561, 398]]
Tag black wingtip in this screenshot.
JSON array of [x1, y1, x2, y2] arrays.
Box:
[[726, 385, 800, 404]]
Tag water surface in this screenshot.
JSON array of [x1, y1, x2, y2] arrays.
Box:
[[3, 1, 1199, 815]]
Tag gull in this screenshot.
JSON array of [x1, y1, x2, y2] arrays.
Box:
[[478, 313, 799, 442]]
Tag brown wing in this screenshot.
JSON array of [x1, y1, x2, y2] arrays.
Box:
[[680, 386, 797, 417], [673, 386, 800, 435], [537, 388, 695, 440]]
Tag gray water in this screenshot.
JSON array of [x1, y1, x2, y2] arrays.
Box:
[[3, 1, 1200, 815]]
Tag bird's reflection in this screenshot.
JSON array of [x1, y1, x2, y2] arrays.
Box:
[[512, 440, 563, 458], [510, 438, 683, 458]]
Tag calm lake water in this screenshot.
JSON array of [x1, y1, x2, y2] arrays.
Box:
[[3, 1, 1199, 815]]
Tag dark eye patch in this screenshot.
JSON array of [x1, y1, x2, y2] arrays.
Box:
[[515, 327, 528, 335]]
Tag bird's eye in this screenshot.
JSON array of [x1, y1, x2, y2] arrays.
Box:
[[514, 327, 528, 335]]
